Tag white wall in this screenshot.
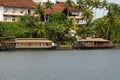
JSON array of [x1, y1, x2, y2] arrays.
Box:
[[0, 6, 3, 21], [2, 7, 35, 21]]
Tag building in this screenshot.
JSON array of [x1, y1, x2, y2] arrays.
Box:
[[0, 0, 37, 22], [34, 0, 55, 5], [44, 2, 86, 26]]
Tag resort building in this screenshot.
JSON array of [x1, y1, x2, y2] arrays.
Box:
[[44, 1, 86, 26], [34, 0, 55, 5], [0, 0, 37, 22]]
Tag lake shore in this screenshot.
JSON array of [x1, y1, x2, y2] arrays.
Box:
[[113, 44, 120, 48], [56, 44, 120, 50]]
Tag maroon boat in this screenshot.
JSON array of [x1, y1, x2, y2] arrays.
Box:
[[73, 37, 114, 49]]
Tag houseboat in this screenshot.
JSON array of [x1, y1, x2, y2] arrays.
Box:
[[0, 37, 57, 50], [73, 37, 114, 49]]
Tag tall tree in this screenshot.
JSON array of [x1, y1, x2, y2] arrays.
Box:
[[65, 0, 74, 17], [93, 0, 101, 19], [101, 0, 108, 16], [45, 0, 53, 21], [35, 3, 45, 20], [93, 18, 107, 38], [85, 0, 94, 7], [82, 7, 94, 27], [33, 22, 46, 38], [105, 3, 120, 39]]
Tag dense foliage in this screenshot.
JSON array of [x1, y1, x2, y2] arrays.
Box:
[[0, 0, 120, 44]]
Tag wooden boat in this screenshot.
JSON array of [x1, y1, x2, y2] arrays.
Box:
[[73, 37, 114, 49], [0, 37, 57, 50]]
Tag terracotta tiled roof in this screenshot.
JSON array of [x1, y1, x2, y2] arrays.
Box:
[[0, 0, 37, 8], [45, 2, 80, 15]]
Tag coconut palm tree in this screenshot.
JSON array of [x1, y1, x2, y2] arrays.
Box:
[[33, 22, 46, 38], [35, 3, 45, 21], [85, 0, 94, 7], [45, 0, 53, 21], [93, 0, 101, 19], [105, 3, 120, 39], [45, 22, 65, 42], [82, 7, 94, 27], [101, 0, 108, 16], [77, 0, 84, 10], [93, 18, 107, 38], [65, 0, 74, 17], [77, 26, 95, 38]]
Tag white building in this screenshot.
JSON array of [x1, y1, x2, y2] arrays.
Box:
[[33, 0, 56, 4], [0, 0, 37, 22]]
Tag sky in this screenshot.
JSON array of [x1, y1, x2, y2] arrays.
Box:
[[33, 0, 120, 19]]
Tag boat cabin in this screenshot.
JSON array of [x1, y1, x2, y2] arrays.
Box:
[[0, 37, 57, 50], [73, 37, 113, 49], [15, 38, 57, 49], [0, 37, 15, 49]]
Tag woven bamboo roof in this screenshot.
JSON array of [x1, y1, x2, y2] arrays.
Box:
[[78, 37, 110, 42], [15, 38, 53, 43]]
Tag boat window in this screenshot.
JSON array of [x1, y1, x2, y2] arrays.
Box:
[[16, 43, 20, 46], [0, 43, 2, 46], [39, 43, 43, 46], [46, 43, 48, 46], [28, 43, 31, 46]]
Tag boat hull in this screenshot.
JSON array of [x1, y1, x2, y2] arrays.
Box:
[[0, 47, 57, 51], [73, 45, 114, 49]]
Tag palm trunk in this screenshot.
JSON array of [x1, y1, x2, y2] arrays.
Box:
[[106, 25, 110, 39]]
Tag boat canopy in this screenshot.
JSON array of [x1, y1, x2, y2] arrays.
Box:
[[78, 37, 110, 42], [15, 38, 53, 43]]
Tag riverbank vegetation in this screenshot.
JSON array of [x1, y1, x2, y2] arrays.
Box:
[[0, 0, 120, 44]]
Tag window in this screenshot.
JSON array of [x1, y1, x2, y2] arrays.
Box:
[[12, 8, 16, 13], [20, 8, 24, 13], [12, 16, 15, 21], [4, 16, 7, 21], [4, 7, 8, 13], [28, 9, 31, 14], [28, 43, 31, 46], [16, 43, 21, 46], [39, 43, 43, 46]]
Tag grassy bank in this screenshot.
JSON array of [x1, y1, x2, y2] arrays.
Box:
[[56, 45, 72, 50], [113, 44, 120, 48]]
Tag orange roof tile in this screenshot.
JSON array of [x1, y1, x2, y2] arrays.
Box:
[[0, 0, 37, 8], [44, 2, 80, 15]]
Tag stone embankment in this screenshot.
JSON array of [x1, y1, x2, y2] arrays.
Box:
[[114, 44, 120, 48], [56, 45, 72, 50]]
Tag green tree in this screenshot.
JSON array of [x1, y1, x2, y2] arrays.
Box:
[[35, 3, 45, 20], [33, 22, 46, 38], [19, 14, 40, 37], [82, 7, 94, 27], [77, 26, 95, 38], [65, 0, 74, 17], [93, 0, 101, 19], [104, 3, 120, 39], [77, 0, 85, 10], [45, 22, 65, 42], [48, 12, 67, 24], [45, 0, 53, 21], [19, 14, 39, 28], [0, 22, 29, 37], [101, 0, 108, 16], [93, 18, 107, 38], [0, 23, 5, 37]]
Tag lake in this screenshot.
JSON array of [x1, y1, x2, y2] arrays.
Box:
[[0, 49, 120, 80]]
